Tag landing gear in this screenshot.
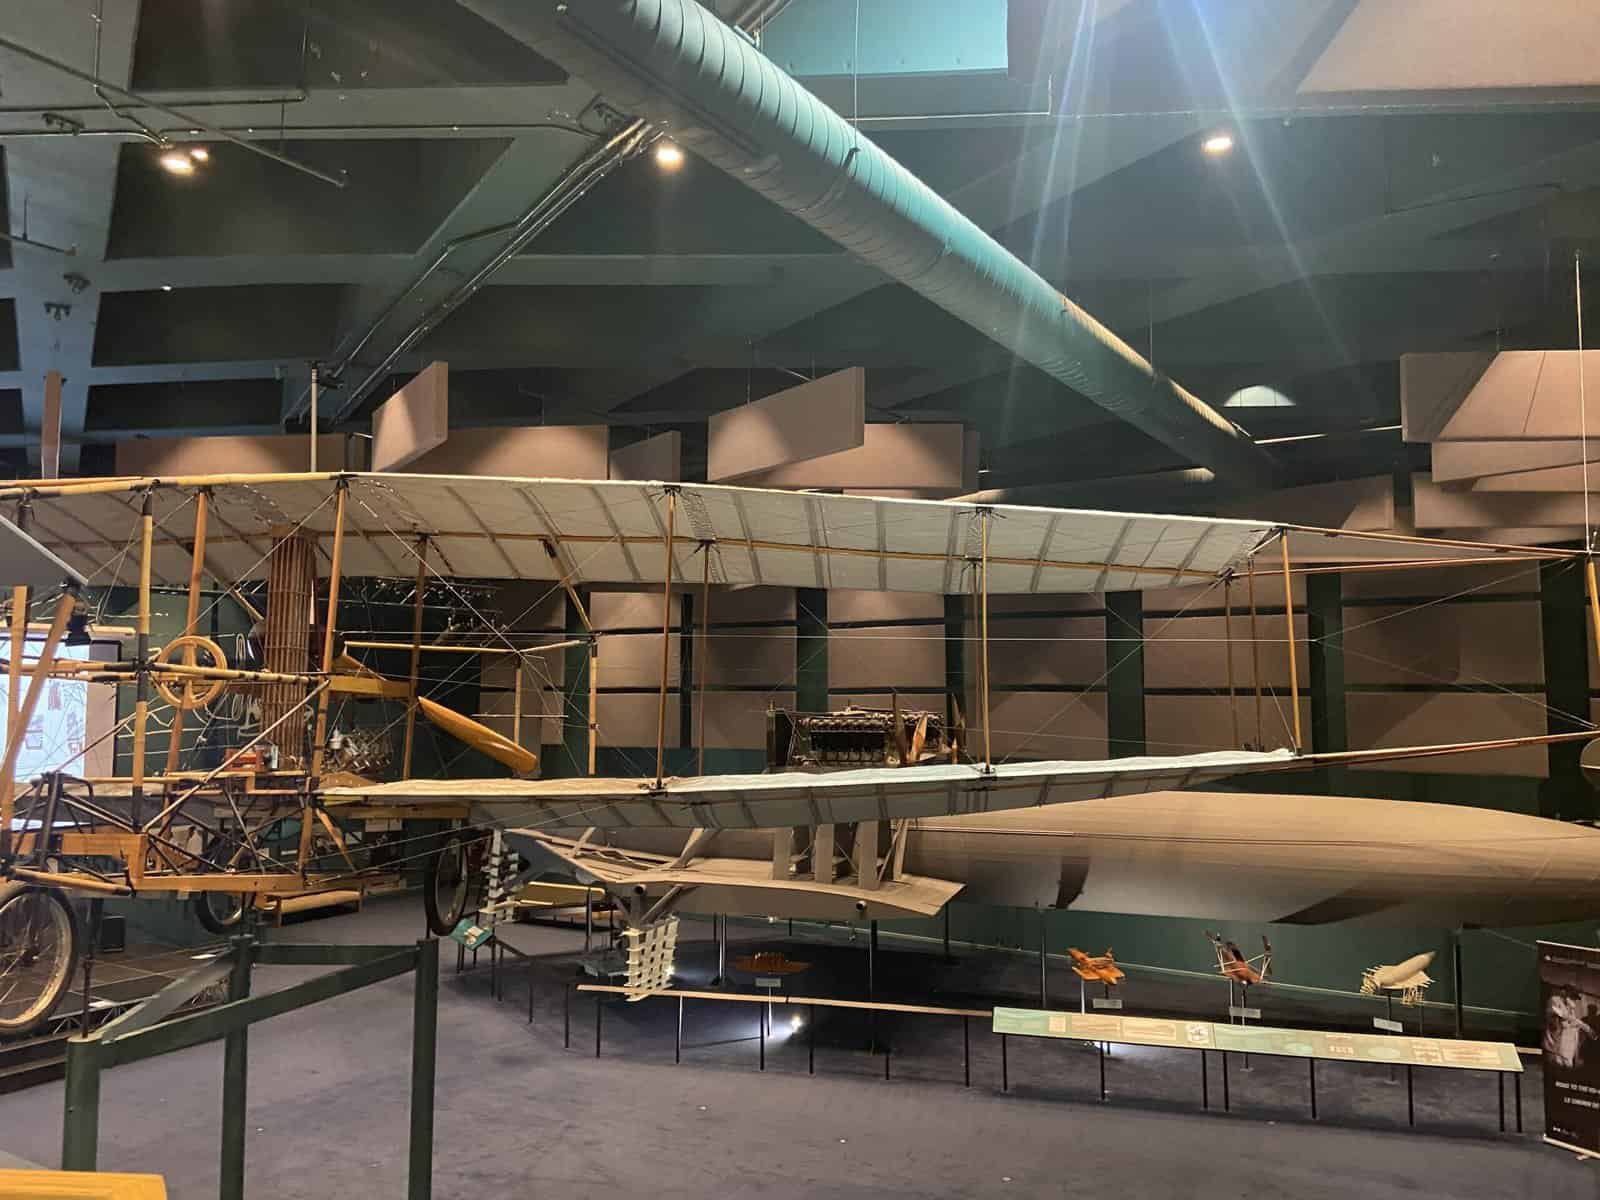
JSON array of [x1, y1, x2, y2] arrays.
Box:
[[190, 835, 258, 935], [0, 881, 80, 1038], [422, 831, 480, 936]]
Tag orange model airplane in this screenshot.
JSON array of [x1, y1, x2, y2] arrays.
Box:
[[1207, 930, 1273, 988], [1068, 947, 1126, 986]]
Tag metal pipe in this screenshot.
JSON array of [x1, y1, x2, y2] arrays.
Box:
[[0, 34, 346, 188], [460, 0, 1276, 484], [220, 937, 253, 1200], [60, 1037, 102, 1170], [325, 118, 650, 420], [409, 939, 438, 1200]]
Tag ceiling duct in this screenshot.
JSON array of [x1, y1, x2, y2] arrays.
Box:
[[458, 0, 1277, 486]]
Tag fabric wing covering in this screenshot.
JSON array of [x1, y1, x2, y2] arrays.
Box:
[[324, 748, 1297, 829], [4, 473, 1275, 594]]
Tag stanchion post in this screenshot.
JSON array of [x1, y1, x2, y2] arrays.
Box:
[[1202, 1050, 1209, 1110], [676, 995, 683, 1065], [808, 1004, 816, 1075], [1098, 1041, 1106, 1101], [564, 984, 571, 1049], [1001, 1033, 1009, 1092], [1515, 1072, 1522, 1132], [1308, 1058, 1317, 1121], [1406, 1065, 1415, 1126], [595, 994, 603, 1058], [963, 1016, 970, 1088], [220, 937, 253, 1200], [408, 938, 439, 1200], [759, 1009, 766, 1071], [1222, 1051, 1230, 1112], [60, 1038, 102, 1171], [1498, 1073, 1505, 1132]]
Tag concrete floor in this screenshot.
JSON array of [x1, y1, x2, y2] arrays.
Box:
[[1, 895, 1595, 1199]]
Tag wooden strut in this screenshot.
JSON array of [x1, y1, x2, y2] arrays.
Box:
[[1586, 557, 1600, 666], [0, 589, 75, 862], [1224, 576, 1239, 750], [655, 489, 677, 789], [698, 547, 710, 777], [302, 481, 348, 873], [131, 492, 154, 824], [1247, 558, 1263, 750], [401, 535, 428, 780], [166, 488, 209, 775], [8, 502, 29, 742], [1281, 533, 1301, 752], [979, 510, 993, 772]]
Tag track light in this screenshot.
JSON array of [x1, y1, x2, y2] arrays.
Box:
[[654, 141, 684, 171], [188, 146, 210, 163], [159, 148, 196, 175], [1202, 132, 1235, 156]]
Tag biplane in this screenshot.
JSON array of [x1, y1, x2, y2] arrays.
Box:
[[1068, 948, 1125, 987], [1208, 931, 1273, 989], [1360, 951, 1436, 1006], [2, 469, 1598, 1030]]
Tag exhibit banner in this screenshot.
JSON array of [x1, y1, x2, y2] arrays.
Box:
[[1539, 940, 1600, 1153]]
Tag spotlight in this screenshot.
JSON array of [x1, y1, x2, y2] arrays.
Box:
[[1202, 132, 1235, 157], [188, 146, 210, 163], [160, 285, 173, 292], [654, 141, 685, 171], [790, 1014, 803, 1031], [159, 148, 196, 175]]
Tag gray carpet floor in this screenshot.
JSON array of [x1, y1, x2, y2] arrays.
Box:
[[1, 896, 1595, 1199]]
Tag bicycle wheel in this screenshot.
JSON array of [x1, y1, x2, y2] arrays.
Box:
[[190, 837, 257, 935], [0, 882, 80, 1039], [422, 832, 473, 936]]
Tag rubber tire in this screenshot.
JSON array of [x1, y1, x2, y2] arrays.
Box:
[[0, 882, 81, 1039], [190, 838, 254, 935], [422, 833, 472, 937]]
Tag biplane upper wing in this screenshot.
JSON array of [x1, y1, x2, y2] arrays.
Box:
[[0, 472, 1277, 594], [325, 747, 1295, 829]]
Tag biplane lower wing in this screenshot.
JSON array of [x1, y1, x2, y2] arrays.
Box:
[[508, 830, 963, 923], [324, 747, 1296, 830]]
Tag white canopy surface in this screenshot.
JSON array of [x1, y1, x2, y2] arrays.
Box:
[[1, 473, 1275, 594], [325, 747, 1296, 829]]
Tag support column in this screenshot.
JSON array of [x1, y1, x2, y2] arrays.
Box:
[[796, 588, 828, 714], [1540, 559, 1591, 820], [1306, 572, 1348, 792], [220, 937, 253, 1200], [1105, 591, 1145, 758], [409, 938, 439, 1200]]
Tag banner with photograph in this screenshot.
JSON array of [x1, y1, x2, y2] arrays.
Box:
[[1539, 940, 1600, 1152]]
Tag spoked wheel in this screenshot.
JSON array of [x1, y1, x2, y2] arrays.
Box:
[[190, 837, 257, 935], [0, 882, 80, 1039], [422, 832, 476, 936]]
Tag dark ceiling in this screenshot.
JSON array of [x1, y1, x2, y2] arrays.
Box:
[[2, 0, 1598, 495]]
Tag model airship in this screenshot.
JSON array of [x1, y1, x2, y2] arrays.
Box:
[[1360, 951, 1436, 1006], [1068, 947, 1126, 986]]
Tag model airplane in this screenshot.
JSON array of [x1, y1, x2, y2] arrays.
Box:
[[1208, 931, 1272, 989], [1068, 947, 1125, 986], [1360, 951, 1435, 1006]]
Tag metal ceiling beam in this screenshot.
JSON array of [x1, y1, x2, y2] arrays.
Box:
[[2, 0, 141, 473]]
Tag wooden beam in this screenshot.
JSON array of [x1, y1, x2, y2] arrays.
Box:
[[166, 488, 209, 774], [401, 536, 428, 779], [40, 369, 61, 481], [979, 509, 993, 771], [131, 493, 154, 821], [654, 490, 678, 788], [698, 549, 710, 776]]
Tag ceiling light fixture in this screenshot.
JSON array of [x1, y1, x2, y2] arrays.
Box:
[[188, 146, 210, 163], [159, 147, 196, 175], [1202, 132, 1235, 156], [654, 141, 685, 171], [160, 284, 173, 292]]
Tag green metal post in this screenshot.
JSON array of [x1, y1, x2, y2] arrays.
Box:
[[796, 588, 829, 713], [220, 936, 253, 1200], [1306, 572, 1347, 792], [1540, 558, 1591, 820], [409, 938, 439, 1200], [61, 1037, 103, 1171], [1104, 591, 1145, 758]]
